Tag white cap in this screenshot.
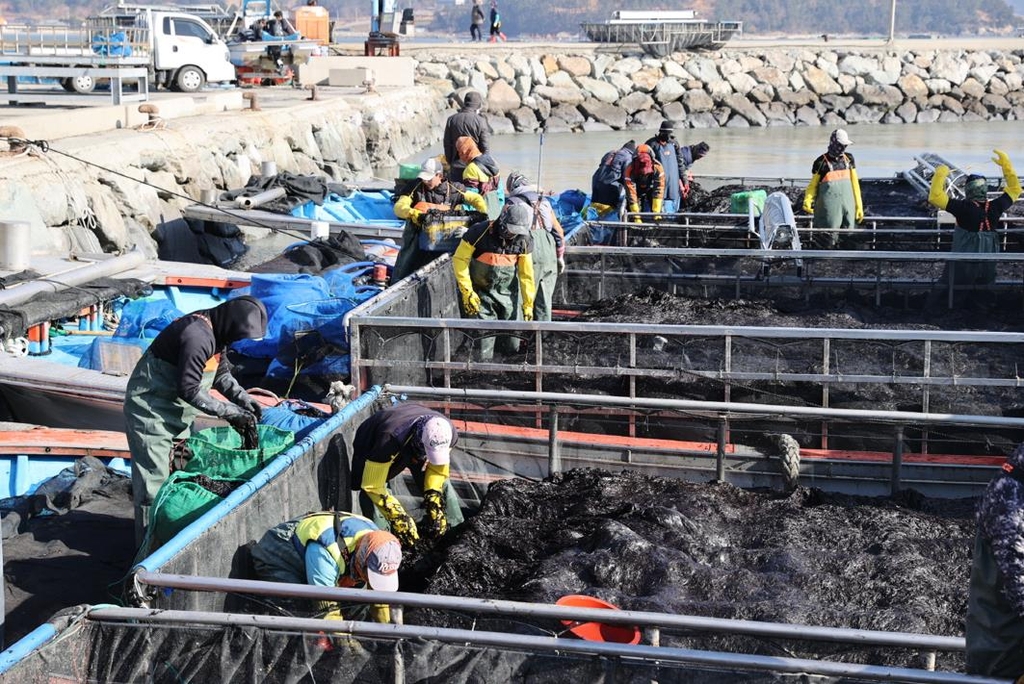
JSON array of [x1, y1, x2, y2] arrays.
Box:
[[418, 158, 443, 181], [420, 416, 453, 465], [834, 128, 852, 146]]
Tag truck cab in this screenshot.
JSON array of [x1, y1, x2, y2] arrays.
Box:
[[145, 10, 235, 92]]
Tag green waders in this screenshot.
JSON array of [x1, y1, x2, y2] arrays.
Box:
[[391, 219, 432, 282], [124, 352, 214, 546], [813, 173, 856, 248], [469, 257, 519, 360], [531, 228, 558, 322], [949, 226, 998, 289]]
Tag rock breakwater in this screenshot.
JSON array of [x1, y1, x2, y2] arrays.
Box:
[[412, 46, 1024, 132]]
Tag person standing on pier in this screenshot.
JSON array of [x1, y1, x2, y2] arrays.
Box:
[[124, 296, 267, 546], [802, 128, 863, 248], [488, 0, 507, 42], [470, 0, 485, 41]]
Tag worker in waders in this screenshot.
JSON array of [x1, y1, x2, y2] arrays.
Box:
[[645, 121, 710, 213], [455, 135, 502, 218], [504, 171, 565, 322], [392, 157, 487, 282], [249, 511, 401, 622], [351, 402, 464, 550], [966, 443, 1024, 679], [928, 150, 1020, 303], [124, 296, 267, 546], [453, 202, 537, 360], [802, 128, 864, 248], [623, 143, 666, 223]]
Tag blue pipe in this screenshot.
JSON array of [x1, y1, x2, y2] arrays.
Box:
[[135, 386, 382, 573], [0, 624, 56, 674]]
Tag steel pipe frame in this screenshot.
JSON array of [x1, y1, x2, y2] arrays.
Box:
[[0, 246, 147, 310], [134, 572, 963, 652], [384, 385, 1024, 430], [84, 607, 1007, 684]]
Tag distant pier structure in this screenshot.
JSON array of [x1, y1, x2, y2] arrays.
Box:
[[580, 10, 742, 56]]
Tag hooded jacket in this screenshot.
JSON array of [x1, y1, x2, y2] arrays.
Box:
[[591, 144, 635, 206], [148, 295, 267, 410], [456, 136, 500, 193]]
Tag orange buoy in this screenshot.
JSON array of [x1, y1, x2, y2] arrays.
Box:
[[555, 595, 641, 645]]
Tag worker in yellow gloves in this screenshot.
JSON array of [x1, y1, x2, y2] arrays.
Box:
[[929, 149, 1021, 297], [249, 511, 401, 622], [351, 402, 464, 550], [453, 202, 536, 360], [392, 157, 487, 282], [802, 128, 863, 248], [623, 143, 666, 223]]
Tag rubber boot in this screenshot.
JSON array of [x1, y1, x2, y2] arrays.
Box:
[[500, 32, 507, 41], [488, 35, 496, 42]]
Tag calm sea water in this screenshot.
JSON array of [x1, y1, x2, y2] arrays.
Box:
[[391, 119, 1024, 192]]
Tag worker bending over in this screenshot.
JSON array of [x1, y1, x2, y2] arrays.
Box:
[[250, 511, 401, 622], [124, 296, 267, 545], [351, 402, 464, 549], [623, 144, 666, 223]]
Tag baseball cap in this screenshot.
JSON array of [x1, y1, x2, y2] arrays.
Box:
[[357, 530, 402, 592], [500, 203, 533, 237], [834, 128, 852, 146], [418, 158, 443, 181], [420, 416, 453, 465]]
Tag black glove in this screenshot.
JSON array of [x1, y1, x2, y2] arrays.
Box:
[[224, 407, 257, 438], [422, 490, 449, 539], [237, 393, 262, 420], [689, 142, 710, 161]]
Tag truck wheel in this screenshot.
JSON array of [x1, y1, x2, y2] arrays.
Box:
[[63, 75, 96, 94], [174, 66, 205, 93]]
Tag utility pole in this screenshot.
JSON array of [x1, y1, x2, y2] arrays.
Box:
[[887, 0, 896, 43]]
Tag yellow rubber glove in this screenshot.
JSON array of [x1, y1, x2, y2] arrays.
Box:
[[463, 291, 481, 317], [370, 604, 391, 624], [802, 175, 819, 214], [994, 149, 1022, 201], [407, 208, 422, 224], [651, 197, 663, 214], [851, 168, 864, 223], [523, 307, 534, 322], [422, 490, 448, 539], [628, 203, 640, 224], [928, 165, 950, 210]]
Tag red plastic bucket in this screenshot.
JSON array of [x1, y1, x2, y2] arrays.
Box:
[[555, 595, 641, 645]]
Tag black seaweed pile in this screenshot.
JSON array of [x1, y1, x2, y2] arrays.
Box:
[[408, 468, 977, 670]]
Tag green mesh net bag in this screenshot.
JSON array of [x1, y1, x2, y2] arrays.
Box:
[[183, 425, 295, 480]]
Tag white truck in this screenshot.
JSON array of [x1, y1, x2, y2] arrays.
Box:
[[0, 7, 236, 103]]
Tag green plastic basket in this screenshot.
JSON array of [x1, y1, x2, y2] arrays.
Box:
[[730, 189, 767, 215]]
